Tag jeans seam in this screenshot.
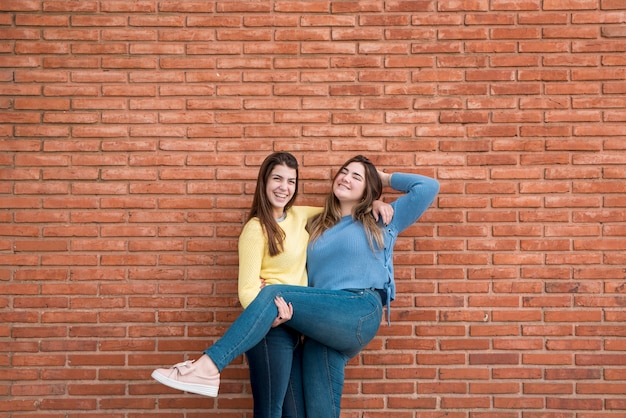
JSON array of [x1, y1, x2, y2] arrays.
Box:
[[261, 338, 271, 417], [323, 345, 337, 418]]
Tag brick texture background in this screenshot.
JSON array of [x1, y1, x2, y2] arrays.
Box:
[[1, 0, 625, 417]]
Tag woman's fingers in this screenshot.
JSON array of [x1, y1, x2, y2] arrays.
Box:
[[380, 205, 394, 225], [271, 296, 292, 327], [274, 296, 288, 318], [281, 301, 293, 320]]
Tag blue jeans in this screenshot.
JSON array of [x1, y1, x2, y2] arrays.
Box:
[[205, 285, 383, 418], [245, 325, 305, 418], [302, 338, 348, 418]]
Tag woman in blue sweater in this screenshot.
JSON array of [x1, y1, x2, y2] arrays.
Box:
[[152, 155, 439, 417]]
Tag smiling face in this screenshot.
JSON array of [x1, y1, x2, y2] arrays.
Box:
[[332, 161, 367, 215], [265, 163, 297, 219]]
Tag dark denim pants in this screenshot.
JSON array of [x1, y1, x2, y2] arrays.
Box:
[[245, 325, 305, 418], [206, 285, 383, 418]]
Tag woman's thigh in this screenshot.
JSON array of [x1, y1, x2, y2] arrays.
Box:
[[270, 286, 383, 357]]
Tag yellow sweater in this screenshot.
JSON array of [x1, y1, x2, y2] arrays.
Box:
[[237, 206, 322, 308]]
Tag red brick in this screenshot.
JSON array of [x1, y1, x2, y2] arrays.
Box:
[[0, 2, 625, 416]]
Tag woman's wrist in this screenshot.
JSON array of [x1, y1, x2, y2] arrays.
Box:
[[378, 170, 391, 187]]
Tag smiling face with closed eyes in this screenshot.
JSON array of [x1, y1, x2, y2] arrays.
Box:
[[332, 162, 367, 216]]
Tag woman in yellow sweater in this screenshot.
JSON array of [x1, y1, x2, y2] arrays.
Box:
[[238, 152, 320, 417]]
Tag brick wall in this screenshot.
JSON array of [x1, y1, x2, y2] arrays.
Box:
[[1, 0, 625, 417]]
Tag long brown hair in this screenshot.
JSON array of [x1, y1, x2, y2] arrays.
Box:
[[247, 152, 299, 256], [308, 155, 384, 250]]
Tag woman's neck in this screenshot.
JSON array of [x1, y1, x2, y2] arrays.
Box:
[[340, 203, 354, 217], [272, 208, 285, 220]]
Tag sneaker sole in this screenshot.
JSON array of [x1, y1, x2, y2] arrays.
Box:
[[151, 370, 219, 397]]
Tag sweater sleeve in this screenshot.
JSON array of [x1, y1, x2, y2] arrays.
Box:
[[388, 173, 440, 234], [237, 220, 266, 308]]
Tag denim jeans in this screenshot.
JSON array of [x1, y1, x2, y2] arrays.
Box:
[[245, 325, 305, 418], [205, 285, 383, 418], [302, 337, 348, 418]]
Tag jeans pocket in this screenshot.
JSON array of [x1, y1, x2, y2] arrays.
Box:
[[355, 299, 382, 348]]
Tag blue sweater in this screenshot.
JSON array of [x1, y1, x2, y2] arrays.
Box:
[[307, 173, 440, 318]]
